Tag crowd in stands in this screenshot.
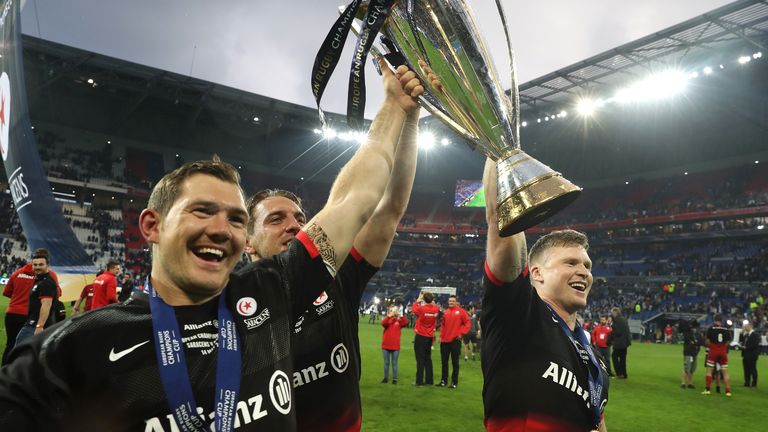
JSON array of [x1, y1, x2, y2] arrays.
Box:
[[1, 128, 767, 333]]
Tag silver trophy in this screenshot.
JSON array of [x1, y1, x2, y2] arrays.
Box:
[[349, 0, 581, 236]]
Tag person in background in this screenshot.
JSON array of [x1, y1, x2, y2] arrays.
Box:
[[14, 250, 58, 346], [740, 322, 759, 388], [90, 260, 121, 310], [680, 320, 702, 389], [437, 295, 470, 389], [381, 306, 408, 384], [2, 249, 59, 365], [412, 291, 440, 386]]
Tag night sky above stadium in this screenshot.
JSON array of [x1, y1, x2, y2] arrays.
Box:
[[20, 0, 733, 118]]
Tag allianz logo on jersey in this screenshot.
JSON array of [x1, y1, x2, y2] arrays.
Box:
[[143, 370, 291, 431], [17, 273, 35, 280], [541, 361, 593, 408], [292, 343, 350, 388]]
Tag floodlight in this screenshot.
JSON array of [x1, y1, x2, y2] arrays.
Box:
[[576, 99, 596, 116], [313, 128, 322, 134], [726, 319, 733, 326], [544, 116, 549, 121], [374, 297, 380, 304], [521, 121, 528, 127], [253, 116, 259, 122], [87, 78, 94, 84], [537, 118, 542, 123], [560, 110, 568, 117], [758, 225, 765, 230], [753, 52, 762, 59], [441, 138, 449, 146], [684, 172, 688, 175], [689, 72, 699, 79], [703, 66, 713, 75], [418, 131, 435, 149], [625, 181, 629, 185], [738, 56, 751, 64]]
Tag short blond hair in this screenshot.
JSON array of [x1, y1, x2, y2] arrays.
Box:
[[528, 229, 589, 265]]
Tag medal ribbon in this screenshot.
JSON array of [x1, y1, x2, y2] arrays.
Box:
[[545, 304, 605, 429], [147, 278, 242, 432]]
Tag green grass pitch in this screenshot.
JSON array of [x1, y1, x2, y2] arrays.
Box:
[[1, 295, 765, 431]]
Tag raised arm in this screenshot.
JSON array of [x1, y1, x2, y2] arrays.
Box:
[[303, 60, 423, 272], [484, 158, 527, 282], [352, 105, 419, 267]]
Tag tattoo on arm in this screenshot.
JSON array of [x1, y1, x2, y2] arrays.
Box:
[[305, 222, 338, 274]]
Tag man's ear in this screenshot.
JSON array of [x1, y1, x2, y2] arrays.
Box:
[[530, 263, 544, 285], [139, 209, 161, 244]]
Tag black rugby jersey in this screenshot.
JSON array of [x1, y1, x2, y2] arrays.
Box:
[[27, 273, 57, 326], [292, 248, 377, 432], [481, 264, 609, 432], [706, 325, 731, 347], [0, 235, 330, 431]]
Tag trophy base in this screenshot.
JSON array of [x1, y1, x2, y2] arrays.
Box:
[[496, 151, 582, 237]]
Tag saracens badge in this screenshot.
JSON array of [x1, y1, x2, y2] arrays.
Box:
[[236, 296, 257, 317]]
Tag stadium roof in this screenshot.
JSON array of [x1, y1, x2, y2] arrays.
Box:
[[516, 0, 768, 114]]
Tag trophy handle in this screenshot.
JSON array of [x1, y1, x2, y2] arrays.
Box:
[[493, 0, 520, 138]]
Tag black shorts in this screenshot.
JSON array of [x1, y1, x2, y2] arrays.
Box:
[[463, 332, 478, 344]]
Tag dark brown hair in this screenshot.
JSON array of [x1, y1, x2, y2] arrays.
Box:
[[147, 155, 243, 217], [245, 189, 304, 234]]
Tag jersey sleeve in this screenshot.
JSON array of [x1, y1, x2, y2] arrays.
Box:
[[275, 233, 335, 319], [0, 326, 73, 428], [481, 261, 535, 351], [107, 278, 118, 304], [2, 273, 16, 298], [335, 247, 378, 311]]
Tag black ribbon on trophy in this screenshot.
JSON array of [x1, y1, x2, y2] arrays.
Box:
[[311, 0, 395, 130]]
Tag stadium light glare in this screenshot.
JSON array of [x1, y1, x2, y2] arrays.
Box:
[[560, 110, 568, 118], [373, 297, 380, 305], [521, 121, 528, 127], [544, 116, 550, 121], [688, 71, 699, 79], [758, 225, 765, 230], [418, 131, 435, 150], [703, 66, 713, 75], [87, 78, 94, 84], [719, 64, 725, 69], [726, 319, 733, 326], [313, 128, 322, 134], [441, 138, 450, 146], [738, 56, 751, 64], [625, 181, 630, 185], [753, 52, 762, 59], [537, 118, 542, 123], [323, 127, 337, 139], [743, 320, 750, 326], [755, 160, 759, 164], [684, 172, 688, 175], [253, 116, 259, 122], [576, 99, 596, 115]]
